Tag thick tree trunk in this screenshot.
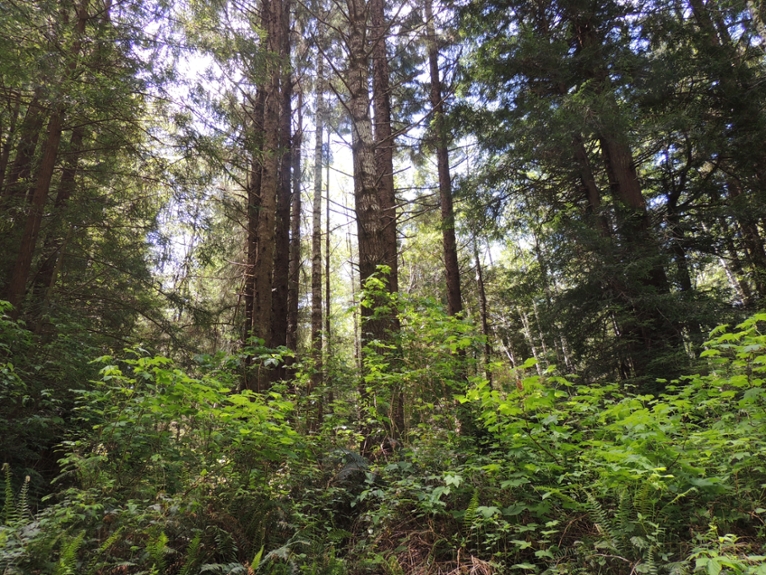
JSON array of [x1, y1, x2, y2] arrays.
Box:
[[370, 0, 403, 438], [370, 0, 398, 297], [347, 0, 389, 343], [244, 0, 286, 391], [244, 88, 266, 357], [5, 111, 64, 311], [425, 0, 462, 317], [1, 93, 44, 203], [0, 92, 22, 194], [30, 125, 85, 312]]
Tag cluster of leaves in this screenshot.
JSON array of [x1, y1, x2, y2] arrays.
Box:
[[1, 349, 301, 574], [5, 305, 766, 575], [334, 314, 766, 574]]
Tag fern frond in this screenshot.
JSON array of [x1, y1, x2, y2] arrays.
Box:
[[464, 488, 479, 531], [583, 490, 624, 555], [2, 463, 16, 526], [86, 526, 125, 575], [54, 530, 85, 575], [615, 488, 634, 539], [633, 480, 656, 522], [16, 476, 30, 524], [178, 532, 203, 575]]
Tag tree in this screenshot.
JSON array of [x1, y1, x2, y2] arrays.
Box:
[[457, 0, 688, 384], [424, 0, 462, 318]]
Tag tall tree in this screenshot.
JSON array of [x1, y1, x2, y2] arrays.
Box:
[[424, 0, 462, 317], [311, 42, 325, 393]]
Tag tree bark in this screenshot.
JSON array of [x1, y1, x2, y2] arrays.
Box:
[[370, 0, 398, 297], [5, 111, 64, 311], [425, 0, 462, 317], [286, 88, 302, 352], [271, 0, 293, 350], [1, 93, 44, 203], [311, 47, 325, 394], [347, 0, 390, 343], [29, 125, 85, 313], [244, 88, 266, 359]]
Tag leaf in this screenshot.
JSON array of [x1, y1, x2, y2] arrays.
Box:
[[251, 546, 264, 571], [476, 506, 501, 518], [444, 474, 462, 487]]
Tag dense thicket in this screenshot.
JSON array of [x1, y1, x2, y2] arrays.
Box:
[[2, 0, 766, 573]]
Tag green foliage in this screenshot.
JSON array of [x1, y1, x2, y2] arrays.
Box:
[[0, 349, 302, 574]]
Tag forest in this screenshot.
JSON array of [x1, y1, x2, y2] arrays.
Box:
[[2, 0, 766, 572]]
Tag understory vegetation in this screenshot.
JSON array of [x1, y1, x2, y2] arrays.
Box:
[[3, 302, 766, 574], [4, 0, 766, 572]]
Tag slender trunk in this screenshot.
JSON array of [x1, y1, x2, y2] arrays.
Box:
[[573, 134, 611, 237], [0, 92, 22, 194], [473, 236, 492, 385], [322, 127, 331, 425], [325, 128, 331, 347], [286, 89, 302, 352], [271, 2, 293, 350], [425, 0, 462, 317], [244, 88, 266, 357], [311, 48, 324, 394]]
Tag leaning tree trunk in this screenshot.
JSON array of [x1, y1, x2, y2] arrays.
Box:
[[5, 111, 64, 312]]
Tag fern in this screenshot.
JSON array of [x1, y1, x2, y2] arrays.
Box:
[[464, 488, 479, 531], [583, 490, 625, 555], [16, 475, 29, 524], [211, 525, 238, 563], [146, 529, 169, 573], [54, 530, 85, 575], [382, 554, 404, 575], [179, 532, 204, 575], [86, 526, 125, 575], [2, 463, 16, 526]]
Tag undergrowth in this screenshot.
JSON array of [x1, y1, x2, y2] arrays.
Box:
[[2, 312, 766, 573]]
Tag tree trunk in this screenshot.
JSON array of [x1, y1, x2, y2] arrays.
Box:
[[243, 87, 266, 361], [370, 0, 398, 297], [29, 125, 85, 313], [248, 0, 284, 391], [369, 0, 403, 438], [0, 92, 22, 194], [271, 0, 293, 351], [286, 88, 302, 352], [5, 111, 64, 311], [1, 92, 44, 203], [425, 0, 462, 317], [473, 236, 492, 385], [347, 0, 389, 343], [311, 47, 325, 395]]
